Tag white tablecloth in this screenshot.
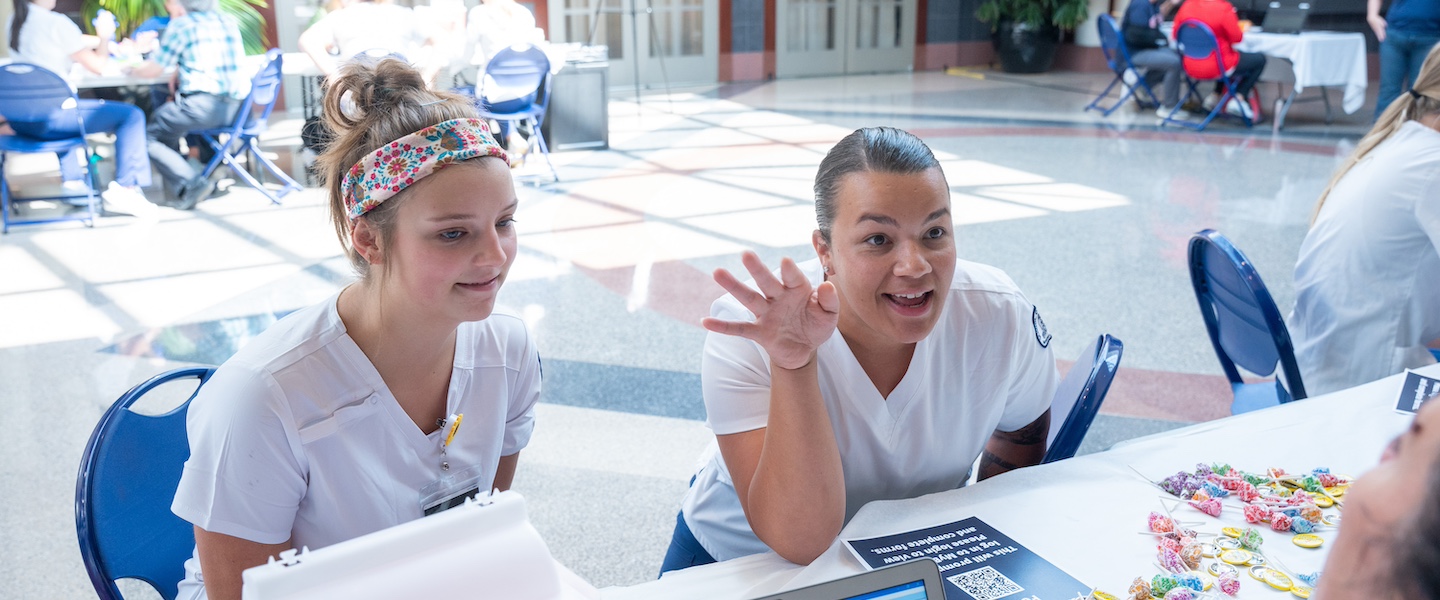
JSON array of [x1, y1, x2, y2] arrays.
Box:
[[605, 364, 1430, 599], [1236, 31, 1369, 114]]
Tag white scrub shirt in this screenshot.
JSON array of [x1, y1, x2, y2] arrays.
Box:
[[681, 259, 1059, 561], [1291, 121, 1440, 396], [171, 293, 540, 598]]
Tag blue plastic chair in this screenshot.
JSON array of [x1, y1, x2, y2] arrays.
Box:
[[76, 366, 216, 600], [1085, 15, 1161, 116], [0, 63, 101, 233], [1188, 229, 1306, 414], [472, 44, 558, 183], [191, 49, 301, 205], [1164, 20, 1254, 130], [1043, 334, 1124, 463]]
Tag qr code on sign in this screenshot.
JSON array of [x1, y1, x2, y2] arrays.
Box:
[[946, 566, 1025, 600]]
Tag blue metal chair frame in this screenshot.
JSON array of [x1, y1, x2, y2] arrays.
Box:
[[0, 63, 101, 233], [1188, 229, 1306, 414], [1043, 334, 1124, 463], [192, 49, 302, 205], [471, 45, 558, 183], [1086, 15, 1161, 116], [1164, 20, 1254, 130], [76, 366, 216, 600]]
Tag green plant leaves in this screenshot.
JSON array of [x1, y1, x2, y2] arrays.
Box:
[[81, 0, 271, 55], [974, 0, 1089, 31]]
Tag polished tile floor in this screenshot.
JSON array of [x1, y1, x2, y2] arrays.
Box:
[[0, 67, 1374, 596]]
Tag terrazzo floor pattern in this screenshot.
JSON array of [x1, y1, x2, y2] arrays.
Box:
[[0, 67, 1372, 596]]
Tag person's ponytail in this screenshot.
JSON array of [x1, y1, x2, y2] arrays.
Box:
[[9, 0, 30, 53]]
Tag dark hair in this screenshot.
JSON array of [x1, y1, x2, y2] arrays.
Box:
[[1392, 458, 1440, 598], [314, 57, 487, 277], [813, 127, 943, 242], [10, 0, 30, 53]]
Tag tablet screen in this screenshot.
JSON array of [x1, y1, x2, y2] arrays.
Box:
[[845, 580, 928, 600]]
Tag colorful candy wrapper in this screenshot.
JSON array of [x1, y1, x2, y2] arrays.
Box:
[[1270, 514, 1293, 532], [1239, 528, 1264, 551], [1218, 572, 1241, 596], [1291, 518, 1316, 534], [1129, 577, 1153, 600], [1297, 572, 1321, 587], [1237, 483, 1261, 502], [1189, 498, 1222, 517], [1159, 548, 1188, 573], [1149, 512, 1176, 533], [1160, 537, 1183, 554], [1163, 588, 1196, 600], [1175, 573, 1203, 592], [1243, 504, 1271, 524], [1180, 544, 1202, 570], [1299, 506, 1323, 523], [1151, 575, 1178, 597]]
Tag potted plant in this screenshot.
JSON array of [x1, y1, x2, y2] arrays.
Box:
[[976, 0, 1089, 73]]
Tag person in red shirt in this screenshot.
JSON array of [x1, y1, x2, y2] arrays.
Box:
[[1173, 0, 1266, 119]]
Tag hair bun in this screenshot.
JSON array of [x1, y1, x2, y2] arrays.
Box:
[[320, 57, 430, 137]]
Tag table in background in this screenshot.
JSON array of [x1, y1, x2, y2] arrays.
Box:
[[604, 365, 1429, 599], [1237, 31, 1368, 130]]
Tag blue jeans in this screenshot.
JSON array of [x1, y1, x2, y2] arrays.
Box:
[[8, 100, 153, 188], [658, 509, 717, 577], [1376, 29, 1440, 120]]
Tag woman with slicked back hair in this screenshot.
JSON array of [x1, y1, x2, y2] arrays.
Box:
[[660, 127, 1060, 573], [1290, 43, 1440, 398], [169, 57, 541, 600]]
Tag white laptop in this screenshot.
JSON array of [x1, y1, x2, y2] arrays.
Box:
[[750, 560, 944, 600], [240, 490, 597, 600], [1259, 1, 1311, 34]]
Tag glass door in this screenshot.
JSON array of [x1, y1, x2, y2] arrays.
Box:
[[550, 0, 717, 88], [776, 0, 914, 77]]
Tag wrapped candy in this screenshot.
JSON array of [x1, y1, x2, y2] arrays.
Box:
[[1194, 463, 1215, 477], [1163, 588, 1195, 600], [1180, 544, 1202, 570], [1239, 528, 1264, 551], [1220, 477, 1245, 491], [1237, 482, 1261, 502], [1151, 575, 1179, 597], [1149, 512, 1177, 533], [1296, 572, 1321, 587], [1159, 536, 1184, 554], [1299, 506, 1324, 523], [1244, 504, 1272, 524], [1175, 573, 1204, 592], [1218, 572, 1241, 596], [1244, 473, 1270, 486], [1270, 514, 1293, 532], [1278, 508, 1302, 518], [1128, 577, 1153, 600], [1189, 498, 1223, 517], [1289, 491, 1314, 505], [1191, 490, 1212, 503], [1213, 463, 1233, 476], [1300, 475, 1324, 493], [1291, 518, 1316, 534], [1159, 548, 1188, 573], [1317, 473, 1340, 488], [1200, 481, 1229, 498]]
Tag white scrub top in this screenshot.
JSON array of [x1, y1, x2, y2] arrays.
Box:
[[305, 2, 426, 62], [682, 258, 1059, 561], [171, 292, 540, 599], [5, 5, 89, 80], [1291, 121, 1440, 396]]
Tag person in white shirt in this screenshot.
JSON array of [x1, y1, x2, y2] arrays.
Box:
[[297, 0, 430, 77], [1290, 43, 1440, 397], [661, 127, 1060, 572], [170, 58, 537, 600], [4, 0, 156, 214]]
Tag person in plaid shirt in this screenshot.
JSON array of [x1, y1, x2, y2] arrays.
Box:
[[129, 0, 248, 209]]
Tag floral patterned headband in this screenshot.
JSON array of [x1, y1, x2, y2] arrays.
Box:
[[341, 118, 508, 220]]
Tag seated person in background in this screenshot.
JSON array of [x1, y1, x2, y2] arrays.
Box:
[[5, 0, 156, 215], [129, 0, 248, 210], [1173, 0, 1266, 121], [298, 0, 431, 78], [466, 0, 547, 163], [131, 0, 186, 56], [170, 58, 539, 600], [1122, 0, 1189, 119], [661, 127, 1059, 572], [1313, 397, 1440, 598], [1289, 44, 1440, 397]]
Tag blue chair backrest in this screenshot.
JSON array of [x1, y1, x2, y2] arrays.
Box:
[[1175, 20, 1228, 79], [1097, 15, 1125, 73], [1187, 229, 1307, 401], [0, 63, 83, 128], [480, 45, 551, 110], [1043, 334, 1124, 464], [76, 367, 216, 600], [231, 49, 284, 136]]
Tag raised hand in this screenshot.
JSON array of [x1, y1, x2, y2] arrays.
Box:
[[702, 252, 840, 370]]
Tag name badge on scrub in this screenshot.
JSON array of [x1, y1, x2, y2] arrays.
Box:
[[420, 463, 487, 516]]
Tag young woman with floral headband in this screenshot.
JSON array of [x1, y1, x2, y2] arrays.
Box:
[[167, 57, 538, 600]]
